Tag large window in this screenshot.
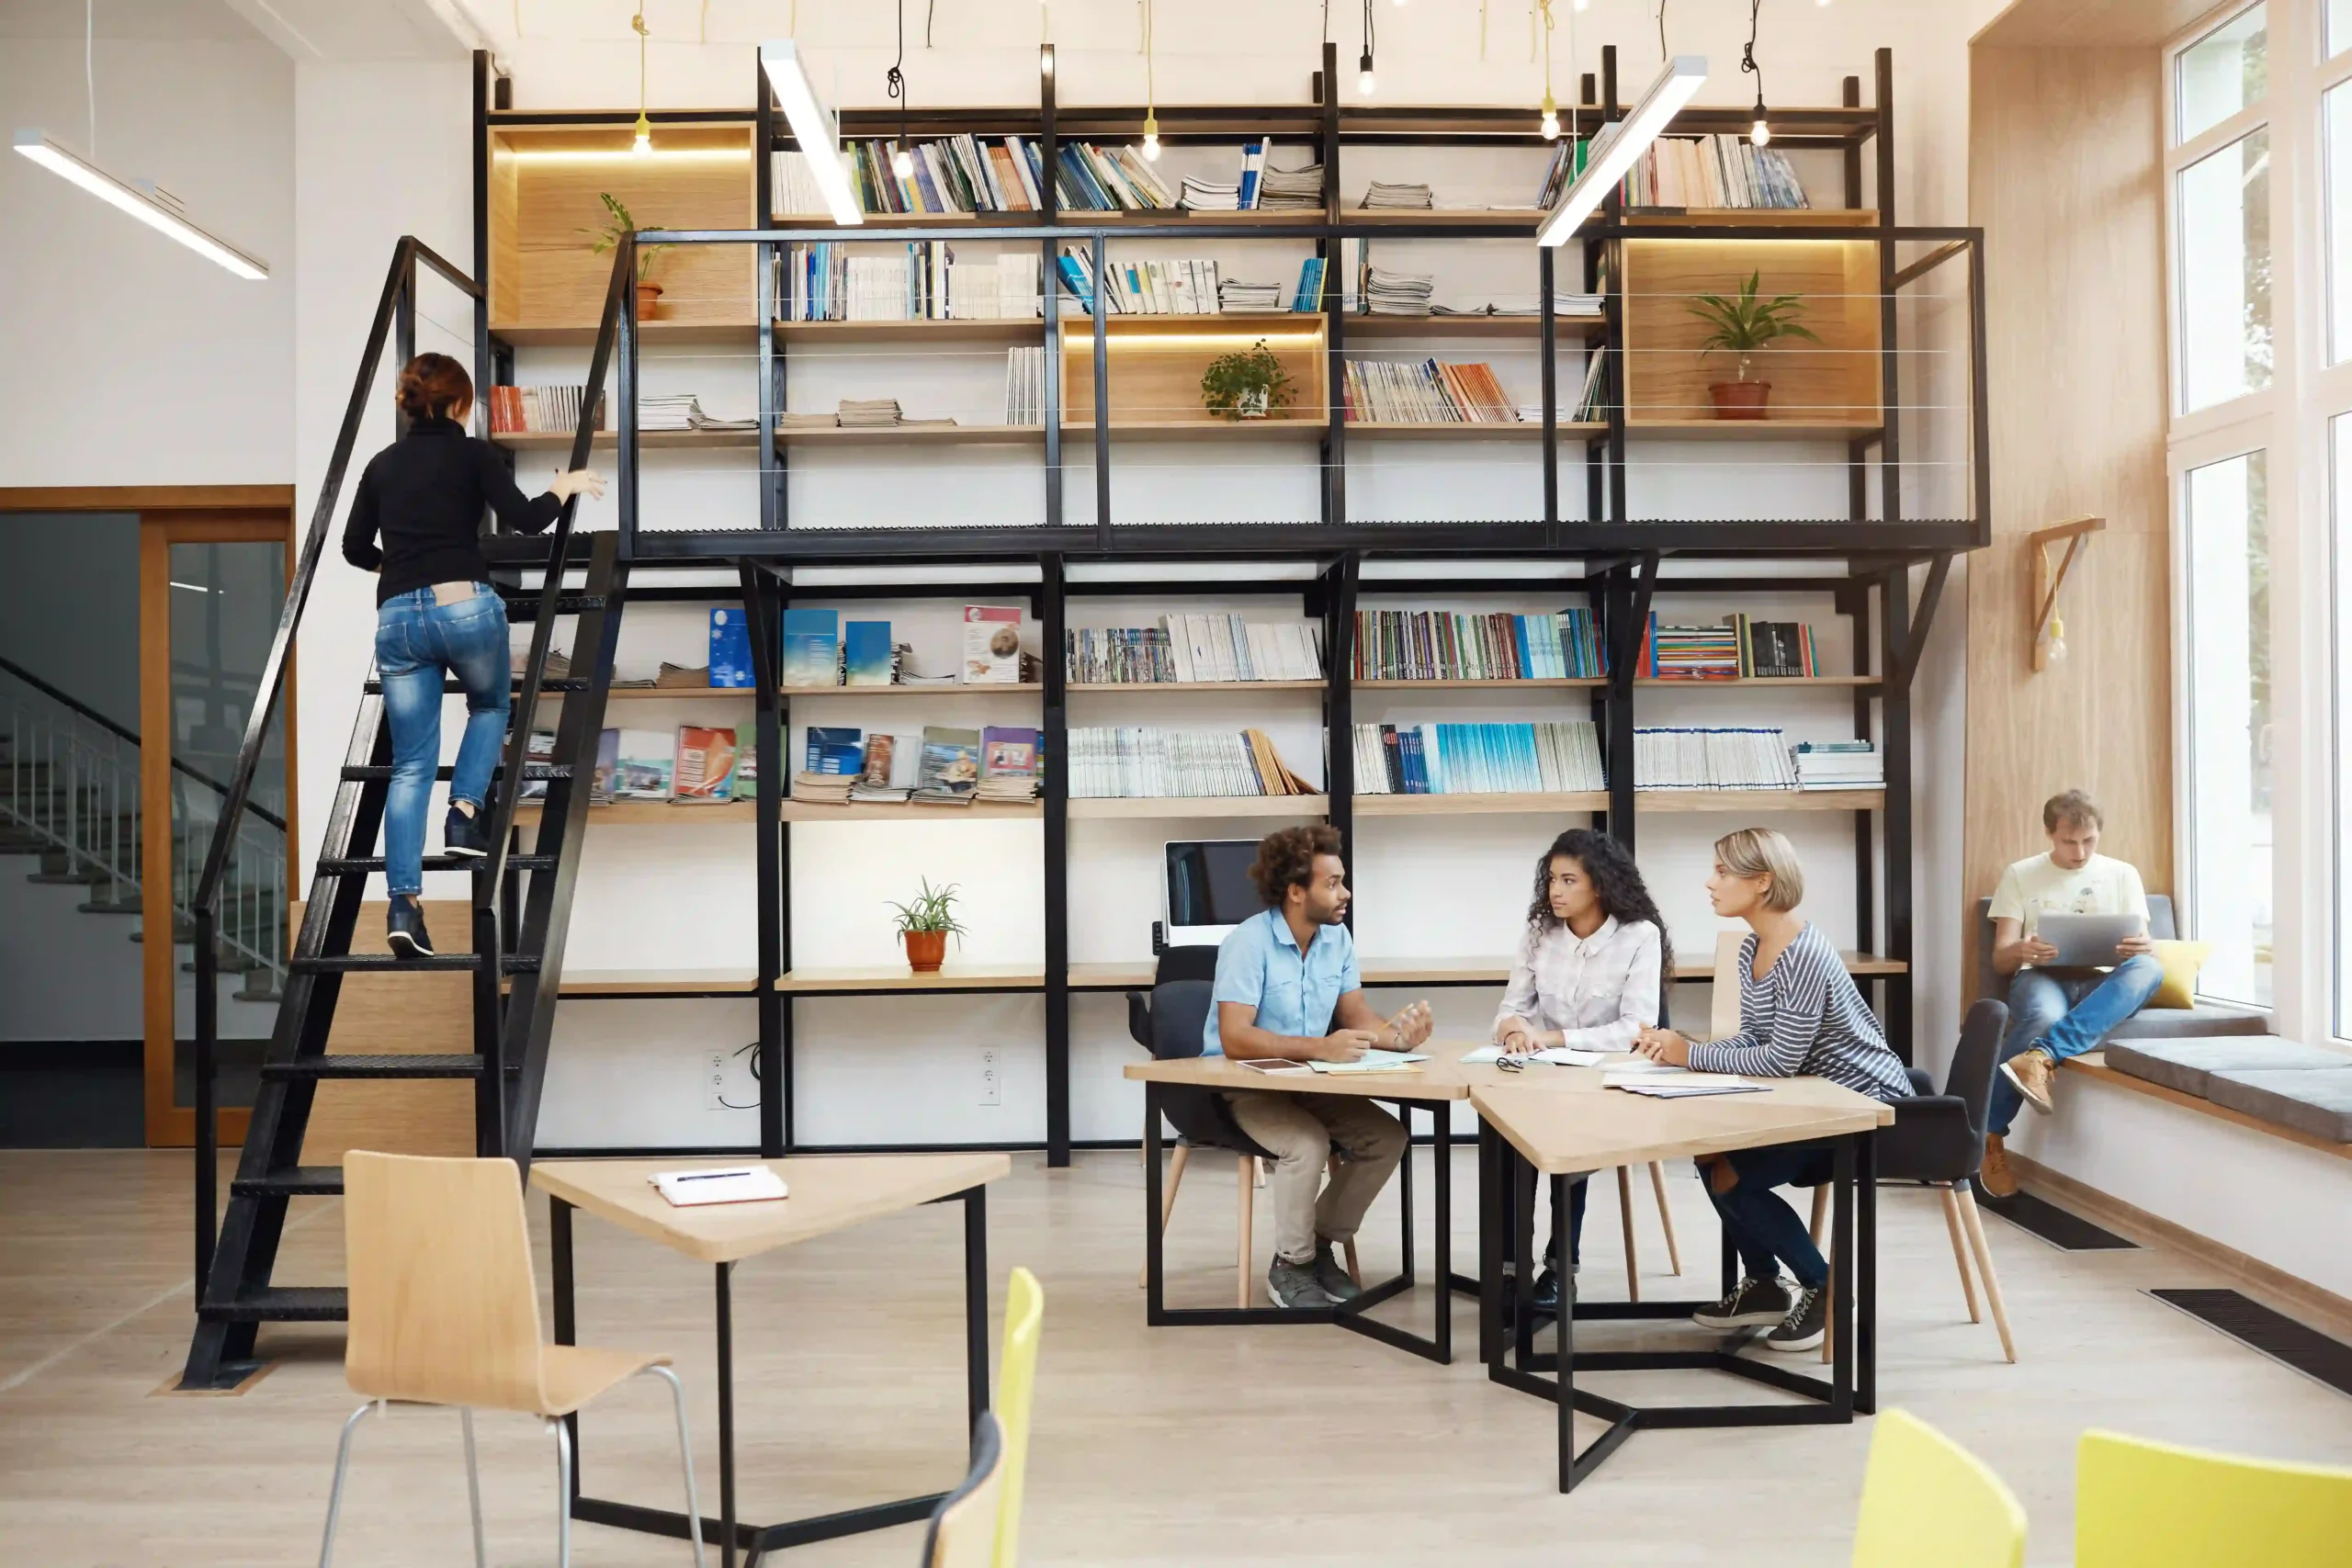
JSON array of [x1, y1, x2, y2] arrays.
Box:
[[2177, 128, 2275, 409], [2179, 5, 2268, 141], [2184, 452, 2274, 1007]]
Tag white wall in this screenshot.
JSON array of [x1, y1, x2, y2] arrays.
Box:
[[0, 22, 293, 486]]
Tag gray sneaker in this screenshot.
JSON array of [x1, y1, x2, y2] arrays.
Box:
[[1313, 1239, 1362, 1303], [1267, 1257, 1336, 1310]]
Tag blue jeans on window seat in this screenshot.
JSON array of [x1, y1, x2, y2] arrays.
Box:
[[1987, 955, 2165, 1136]]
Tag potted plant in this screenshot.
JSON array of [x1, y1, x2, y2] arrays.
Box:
[[1685, 270, 1821, 420], [887, 877, 968, 974], [582, 192, 673, 321], [1200, 339, 1296, 421]]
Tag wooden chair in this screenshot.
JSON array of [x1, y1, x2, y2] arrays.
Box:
[[321, 1151, 704, 1568], [992, 1266, 1043, 1568], [2076, 1429, 2352, 1568], [1849, 1408, 2027, 1567], [920, 1412, 1005, 1568]]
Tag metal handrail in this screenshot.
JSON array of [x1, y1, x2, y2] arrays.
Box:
[[0, 652, 285, 830]]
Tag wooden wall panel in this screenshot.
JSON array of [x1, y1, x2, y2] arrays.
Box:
[[1621, 238, 1883, 425], [293, 898, 476, 1164], [1964, 45, 2171, 1002]]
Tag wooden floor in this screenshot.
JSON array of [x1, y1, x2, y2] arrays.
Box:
[[5, 1148, 2350, 1567]]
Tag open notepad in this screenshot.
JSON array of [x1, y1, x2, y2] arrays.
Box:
[[648, 1167, 790, 1207], [1461, 1044, 1613, 1067], [1306, 1048, 1430, 1075]]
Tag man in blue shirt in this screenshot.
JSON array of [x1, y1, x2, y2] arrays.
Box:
[[1209, 826, 1433, 1310]]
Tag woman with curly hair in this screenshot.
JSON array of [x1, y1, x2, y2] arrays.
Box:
[[1494, 827, 1672, 1313]]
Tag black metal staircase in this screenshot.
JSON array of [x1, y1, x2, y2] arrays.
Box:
[[177, 236, 629, 1390]]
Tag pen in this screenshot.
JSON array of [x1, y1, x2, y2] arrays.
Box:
[[671, 1168, 758, 1182]]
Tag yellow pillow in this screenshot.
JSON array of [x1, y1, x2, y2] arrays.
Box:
[[2148, 940, 2211, 1009]]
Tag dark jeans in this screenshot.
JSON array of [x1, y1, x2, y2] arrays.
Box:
[[1707, 1142, 1836, 1290], [375, 584, 509, 897]]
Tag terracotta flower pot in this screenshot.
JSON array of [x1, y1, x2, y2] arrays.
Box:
[[636, 281, 664, 321], [902, 929, 948, 973], [1707, 379, 1772, 420]]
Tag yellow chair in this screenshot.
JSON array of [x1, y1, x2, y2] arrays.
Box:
[[321, 1152, 704, 1568], [2077, 1428, 2352, 1567], [1850, 1409, 2026, 1568], [992, 1266, 1044, 1568], [920, 1412, 1006, 1568]]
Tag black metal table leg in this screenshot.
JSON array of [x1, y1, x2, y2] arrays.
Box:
[[717, 1261, 737, 1568], [1552, 1173, 1574, 1494], [1830, 1139, 1854, 1420], [1434, 1107, 1452, 1363], [1478, 1119, 1503, 1368], [1857, 1131, 1877, 1415], [964, 1185, 989, 1432], [1396, 1100, 1417, 1282], [551, 1197, 579, 1505], [1329, 1096, 1457, 1362]]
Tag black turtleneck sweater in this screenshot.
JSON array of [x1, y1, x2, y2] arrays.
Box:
[[342, 416, 563, 604]]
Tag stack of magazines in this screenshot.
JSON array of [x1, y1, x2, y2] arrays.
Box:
[[1257, 163, 1324, 209], [1179, 175, 1241, 209], [1217, 279, 1283, 311], [1364, 267, 1435, 315], [1360, 180, 1433, 210]]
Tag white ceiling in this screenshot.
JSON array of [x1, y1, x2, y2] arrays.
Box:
[[0, 0, 264, 40], [0, 0, 474, 57]]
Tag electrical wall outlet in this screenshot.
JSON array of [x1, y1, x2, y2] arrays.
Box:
[[978, 1047, 1001, 1107], [707, 1049, 729, 1111]]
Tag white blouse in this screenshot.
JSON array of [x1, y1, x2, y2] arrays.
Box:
[[1493, 915, 1664, 1053]]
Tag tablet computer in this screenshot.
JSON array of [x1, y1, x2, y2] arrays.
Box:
[[2033, 913, 2143, 967]]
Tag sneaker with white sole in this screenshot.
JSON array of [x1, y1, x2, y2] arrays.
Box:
[[1692, 1275, 1792, 1331], [2001, 1048, 2057, 1115], [1267, 1258, 1335, 1311], [1765, 1282, 1827, 1353], [1311, 1239, 1362, 1303]]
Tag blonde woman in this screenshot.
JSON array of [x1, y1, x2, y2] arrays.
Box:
[[1634, 827, 1911, 1352]]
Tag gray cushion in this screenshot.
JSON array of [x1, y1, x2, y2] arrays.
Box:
[[2108, 1002, 2270, 1041], [2203, 1067, 2352, 1143], [1973, 893, 2182, 1003], [2104, 1038, 2352, 1098]]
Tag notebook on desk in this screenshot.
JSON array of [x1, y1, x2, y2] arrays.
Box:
[[1306, 1049, 1430, 1075], [648, 1167, 789, 1207]]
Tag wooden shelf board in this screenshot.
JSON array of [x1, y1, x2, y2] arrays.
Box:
[[1633, 675, 1878, 687], [492, 428, 756, 450], [1355, 678, 1606, 690], [599, 686, 761, 700], [491, 321, 758, 347], [556, 967, 760, 996], [1345, 421, 1607, 440], [1345, 209, 1544, 227], [1621, 208, 1881, 229], [777, 964, 1046, 993], [775, 318, 1046, 343], [1067, 960, 1157, 989], [1344, 314, 1603, 339], [1624, 419, 1885, 440], [1074, 420, 1331, 440], [781, 423, 1045, 446], [770, 209, 1024, 228], [1634, 788, 1884, 812], [516, 798, 1042, 825], [780, 799, 1044, 820], [1068, 681, 1328, 693], [1355, 792, 1610, 816], [1067, 794, 1331, 819], [594, 683, 1044, 698]]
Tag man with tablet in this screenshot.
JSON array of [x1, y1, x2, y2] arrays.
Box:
[[1979, 790, 2163, 1195]]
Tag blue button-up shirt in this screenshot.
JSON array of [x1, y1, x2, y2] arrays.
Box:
[[1204, 908, 1363, 1056]]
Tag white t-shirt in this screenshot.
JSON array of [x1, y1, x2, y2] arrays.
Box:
[[1987, 852, 2150, 937]]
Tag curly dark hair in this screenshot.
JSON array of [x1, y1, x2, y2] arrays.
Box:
[[1524, 828, 1674, 976], [1249, 824, 1344, 907]]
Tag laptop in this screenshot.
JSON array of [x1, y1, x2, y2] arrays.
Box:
[[2032, 913, 2145, 968]]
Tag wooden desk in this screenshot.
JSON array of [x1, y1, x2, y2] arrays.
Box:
[[553, 967, 760, 998], [774, 964, 1045, 995], [1468, 1079, 1894, 1494], [529, 1155, 1010, 1567]]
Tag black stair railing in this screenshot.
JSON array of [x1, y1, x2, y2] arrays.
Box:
[[188, 236, 484, 1288]]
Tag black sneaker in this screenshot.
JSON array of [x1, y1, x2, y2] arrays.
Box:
[[386, 898, 435, 958], [443, 803, 492, 858], [1765, 1283, 1827, 1353], [1312, 1239, 1362, 1303], [1267, 1258, 1336, 1310], [1692, 1275, 1793, 1330]]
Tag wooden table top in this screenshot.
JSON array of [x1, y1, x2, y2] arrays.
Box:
[[528, 1153, 1012, 1264], [1124, 1038, 1730, 1101], [1472, 1077, 1895, 1174]]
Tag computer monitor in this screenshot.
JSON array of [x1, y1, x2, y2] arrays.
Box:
[[1163, 840, 1263, 946]]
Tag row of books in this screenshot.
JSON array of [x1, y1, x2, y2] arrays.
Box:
[[778, 243, 1044, 322], [1181, 141, 1323, 210], [1005, 346, 1046, 425], [550, 727, 753, 806], [777, 606, 1027, 688], [1623, 135, 1812, 210], [1634, 727, 1802, 790], [486, 385, 603, 435], [1342, 359, 1517, 424], [1351, 721, 1608, 796], [1064, 615, 1326, 685], [1636, 615, 1824, 680], [797, 725, 1040, 806], [1351, 609, 1610, 682], [1792, 739, 1883, 790], [1067, 727, 1313, 798], [1054, 251, 1225, 316]]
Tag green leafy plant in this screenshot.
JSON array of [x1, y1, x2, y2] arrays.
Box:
[[1199, 339, 1297, 419], [886, 877, 969, 945], [580, 192, 670, 286], [1685, 270, 1821, 380]]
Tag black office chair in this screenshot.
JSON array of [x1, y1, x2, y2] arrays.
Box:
[[1803, 998, 2016, 1364], [1125, 953, 1360, 1306]]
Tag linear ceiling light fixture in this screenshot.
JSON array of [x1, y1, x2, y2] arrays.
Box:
[[760, 40, 865, 226], [1535, 53, 1705, 247], [13, 130, 268, 279]]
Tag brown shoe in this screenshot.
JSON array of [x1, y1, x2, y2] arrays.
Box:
[[2001, 1049, 2057, 1115], [1979, 1134, 2018, 1199]]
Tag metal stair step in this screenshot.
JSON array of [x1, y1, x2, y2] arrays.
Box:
[[288, 953, 540, 975], [259, 1054, 483, 1080], [504, 594, 607, 619], [316, 852, 558, 874], [232, 1167, 345, 1198], [198, 1286, 347, 1324]]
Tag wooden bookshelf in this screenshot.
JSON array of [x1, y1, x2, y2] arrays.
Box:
[[555, 966, 761, 996], [516, 799, 1044, 825], [775, 318, 1046, 344], [784, 682, 1044, 696], [492, 428, 757, 450], [1061, 313, 1330, 431], [1067, 794, 1331, 819], [1068, 681, 1327, 693], [1633, 675, 1879, 687], [776, 964, 1046, 993], [1622, 208, 1882, 229], [1636, 788, 1884, 813], [1355, 791, 1609, 817], [1346, 421, 1608, 440], [1343, 315, 1603, 340], [492, 320, 758, 348], [779, 423, 1045, 446], [1355, 677, 1606, 690], [1625, 419, 1886, 440]]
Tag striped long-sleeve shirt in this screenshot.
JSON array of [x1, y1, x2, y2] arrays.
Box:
[[1688, 923, 1914, 1103]]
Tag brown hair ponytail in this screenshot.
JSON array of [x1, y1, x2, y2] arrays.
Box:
[[395, 353, 473, 421]]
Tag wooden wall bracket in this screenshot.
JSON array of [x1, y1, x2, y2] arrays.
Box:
[[2028, 515, 2104, 671]]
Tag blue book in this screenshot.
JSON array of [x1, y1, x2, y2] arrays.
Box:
[[1238, 139, 1263, 209], [781, 609, 840, 688], [1510, 616, 1534, 681], [1056, 253, 1094, 310], [844, 621, 893, 686], [1399, 728, 1428, 795], [709, 608, 753, 688], [805, 726, 864, 775]]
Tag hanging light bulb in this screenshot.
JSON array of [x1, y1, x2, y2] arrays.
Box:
[[1749, 95, 1770, 146], [1538, 2, 1560, 140], [892, 141, 914, 176], [1740, 2, 1770, 149], [1359, 50, 1376, 95], [1141, 117, 1162, 161], [2039, 613, 2069, 667], [1140, 2, 1161, 160], [632, 112, 653, 157], [1541, 96, 1562, 140], [630, 8, 653, 156]]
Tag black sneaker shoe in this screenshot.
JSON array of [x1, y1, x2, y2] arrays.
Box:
[[386, 898, 435, 958], [1692, 1275, 1793, 1330], [1765, 1282, 1827, 1353], [1312, 1239, 1362, 1303], [1267, 1258, 1336, 1310], [443, 803, 492, 858], [1530, 1258, 1579, 1316]]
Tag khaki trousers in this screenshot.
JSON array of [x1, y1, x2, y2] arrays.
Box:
[[1224, 1091, 1407, 1265]]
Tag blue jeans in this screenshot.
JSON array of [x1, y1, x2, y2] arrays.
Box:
[[1708, 1142, 1837, 1290], [375, 585, 509, 897], [1987, 955, 2165, 1135]]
